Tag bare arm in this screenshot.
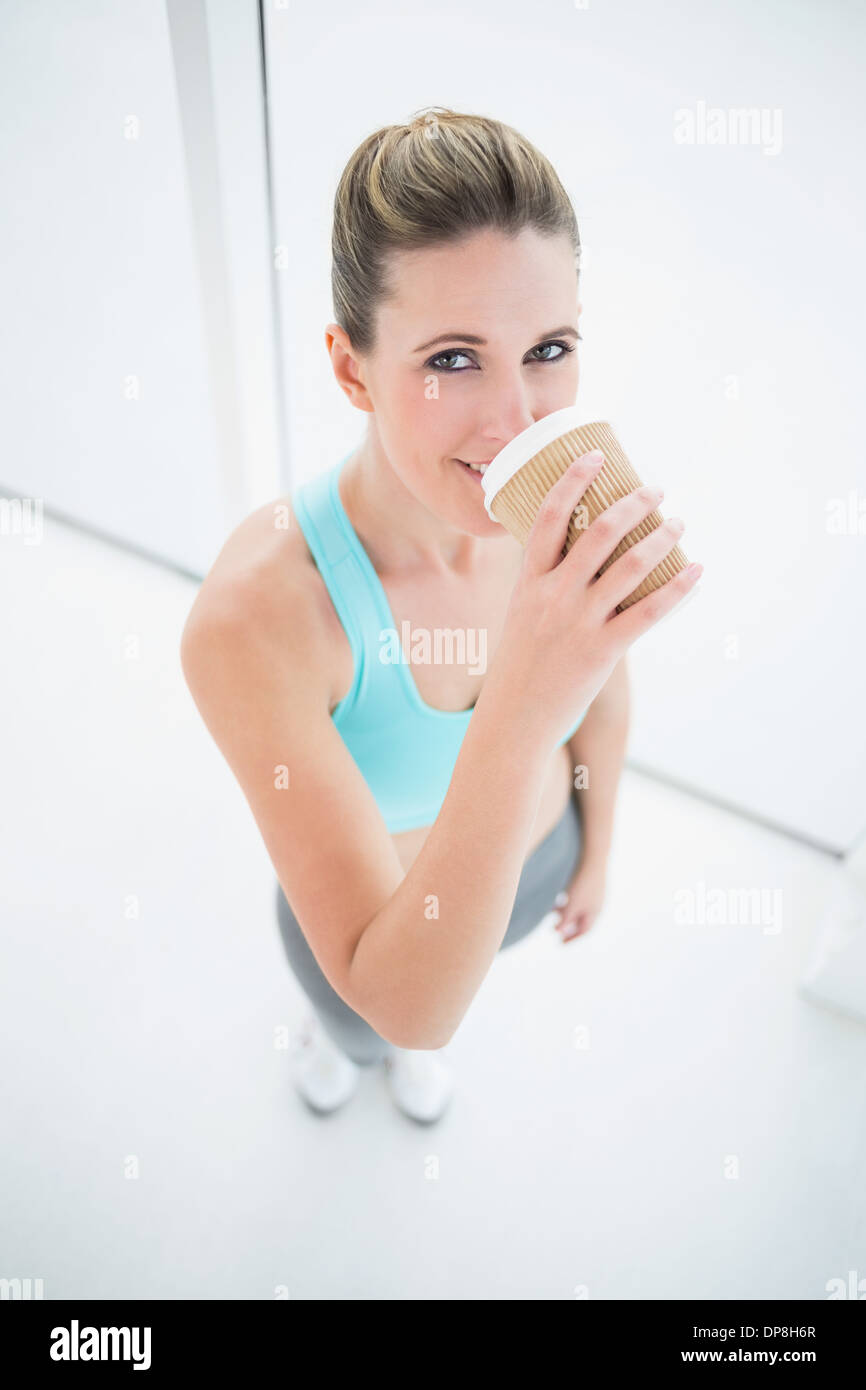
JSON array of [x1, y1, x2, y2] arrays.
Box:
[[180, 572, 550, 1054], [566, 654, 630, 863], [348, 680, 554, 1049]]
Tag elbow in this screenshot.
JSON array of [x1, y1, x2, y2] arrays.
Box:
[[377, 1014, 452, 1053], [179, 610, 204, 690], [347, 943, 452, 1052], [398, 1009, 456, 1051], [363, 1002, 453, 1053], [347, 939, 454, 1052], [406, 1025, 454, 1052]]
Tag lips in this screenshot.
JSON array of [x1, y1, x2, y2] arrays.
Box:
[[456, 459, 493, 474]]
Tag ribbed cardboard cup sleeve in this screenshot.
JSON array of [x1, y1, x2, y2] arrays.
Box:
[[487, 421, 689, 611]]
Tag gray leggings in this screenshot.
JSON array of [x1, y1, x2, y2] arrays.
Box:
[[275, 794, 583, 1065]]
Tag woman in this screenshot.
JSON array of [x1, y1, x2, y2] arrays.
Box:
[[180, 108, 699, 1124]]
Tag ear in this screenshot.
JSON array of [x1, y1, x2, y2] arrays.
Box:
[[324, 323, 375, 414]]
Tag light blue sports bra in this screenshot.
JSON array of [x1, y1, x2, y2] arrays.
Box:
[[291, 451, 587, 833]]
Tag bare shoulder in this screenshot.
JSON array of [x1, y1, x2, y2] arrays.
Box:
[[184, 492, 310, 618], [180, 492, 349, 706]]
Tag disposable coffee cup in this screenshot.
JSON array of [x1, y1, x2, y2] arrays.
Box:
[[481, 406, 697, 615]]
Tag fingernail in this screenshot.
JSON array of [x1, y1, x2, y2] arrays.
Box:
[[554, 891, 568, 908]]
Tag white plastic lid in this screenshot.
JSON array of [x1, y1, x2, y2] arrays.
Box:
[[481, 405, 588, 518]]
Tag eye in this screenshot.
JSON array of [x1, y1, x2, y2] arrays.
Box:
[[427, 349, 473, 372], [528, 339, 580, 363], [426, 337, 582, 373]]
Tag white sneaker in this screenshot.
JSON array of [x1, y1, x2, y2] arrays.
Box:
[[289, 1012, 361, 1115], [382, 1047, 454, 1124]]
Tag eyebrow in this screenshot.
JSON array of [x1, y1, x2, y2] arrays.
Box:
[[412, 325, 580, 353]]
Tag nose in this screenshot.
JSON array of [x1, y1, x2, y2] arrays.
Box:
[[474, 370, 537, 453]]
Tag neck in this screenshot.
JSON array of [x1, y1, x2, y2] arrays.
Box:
[[339, 427, 505, 579]]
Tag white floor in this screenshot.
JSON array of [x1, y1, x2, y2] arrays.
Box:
[[2, 510, 864, 1301]]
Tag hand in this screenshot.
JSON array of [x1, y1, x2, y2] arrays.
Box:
[[552, 856, 608, 942], [481, 451, 700, 754]]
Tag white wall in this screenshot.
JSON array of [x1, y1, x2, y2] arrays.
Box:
[[0, 0, 281, 576], [263, 0, 866, 853]]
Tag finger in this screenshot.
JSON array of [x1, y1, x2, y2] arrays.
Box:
[[523, 452, 606, 579], [562, 912, 590, 940], [551, 890, 570, 929], [607, 559, 703, 643], [589, 510, 686, 613]]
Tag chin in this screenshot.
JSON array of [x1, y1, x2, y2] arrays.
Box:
[[433, 501, 508, 541], [441, 458, 507, 534], [458, 509, 510, 539]]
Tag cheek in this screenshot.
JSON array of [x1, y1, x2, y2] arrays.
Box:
[[374, 380, 454, 472], [399, 372, 468, 445], [539, 357, 580, 407], [392, 375, 438, 426]]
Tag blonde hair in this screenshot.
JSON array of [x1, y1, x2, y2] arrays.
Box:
[[331, 106, 581, 356]]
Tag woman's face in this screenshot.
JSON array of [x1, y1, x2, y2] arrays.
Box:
[[333, 225, 582, 538]]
